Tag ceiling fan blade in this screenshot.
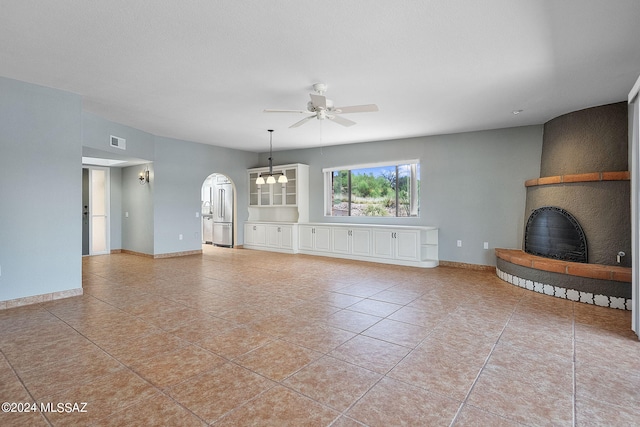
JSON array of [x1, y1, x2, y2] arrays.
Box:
[[309, 94, 327, 110], [334, 104, 379, 114], [289, 115, 317, 128], [264, 109, 311, 114], [328, 115, 356, 127]]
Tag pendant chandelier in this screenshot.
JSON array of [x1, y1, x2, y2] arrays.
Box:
[[256, 129, 288, 185]]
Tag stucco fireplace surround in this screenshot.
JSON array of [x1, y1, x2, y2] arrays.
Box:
[[496, 102, 631, 309]]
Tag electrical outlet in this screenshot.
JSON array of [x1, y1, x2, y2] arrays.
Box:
[[125, 212, 129, 218], [484, 242, 489, 249], [457, 240, 462, 247], [196, 212, 200, 218], [179, 234, 183, 240]]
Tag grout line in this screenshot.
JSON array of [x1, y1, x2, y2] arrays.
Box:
[[0, 348, 54, 427], [39, 303, 211, 426], [11, 249, 598, 425], [447, 289, 526, 427]]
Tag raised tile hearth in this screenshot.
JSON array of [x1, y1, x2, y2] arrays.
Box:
[[495, 249, 631, 310]]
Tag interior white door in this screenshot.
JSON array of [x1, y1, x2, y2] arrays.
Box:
[[89, 167, 110, 255]]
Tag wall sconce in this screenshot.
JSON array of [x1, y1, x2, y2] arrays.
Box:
[[139, 167, 150, 185]]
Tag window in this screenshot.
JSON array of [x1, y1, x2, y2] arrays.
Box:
[[323, 160, 420, 217]]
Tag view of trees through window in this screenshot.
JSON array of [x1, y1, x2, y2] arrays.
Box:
[[331, 163, 420, 217]]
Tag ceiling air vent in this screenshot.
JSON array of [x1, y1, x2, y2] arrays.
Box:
[[110, 135, 126, 150]]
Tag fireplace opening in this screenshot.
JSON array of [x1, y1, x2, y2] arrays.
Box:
[[524, 206, 587, 263]]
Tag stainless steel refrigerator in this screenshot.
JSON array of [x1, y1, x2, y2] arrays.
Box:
[[212, 182, 233, 246]]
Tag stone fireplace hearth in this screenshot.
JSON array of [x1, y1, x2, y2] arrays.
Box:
[[496, 102, 631, 309]]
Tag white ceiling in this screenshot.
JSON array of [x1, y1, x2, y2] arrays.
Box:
[[2, 1, 640, 153]]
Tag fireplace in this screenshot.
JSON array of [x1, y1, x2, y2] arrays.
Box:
[[524, 206, 587, 263], [495, 103, 631, 310]]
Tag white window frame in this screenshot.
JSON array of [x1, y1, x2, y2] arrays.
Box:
[[323, 159, 420, 217]]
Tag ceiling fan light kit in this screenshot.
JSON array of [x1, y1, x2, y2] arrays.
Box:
[[264, 83, 379, 128]]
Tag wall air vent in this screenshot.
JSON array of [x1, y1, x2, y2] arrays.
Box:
[[110, 135, 126, 150]]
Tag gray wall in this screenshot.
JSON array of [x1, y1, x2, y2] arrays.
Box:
[[152, 136, 256, 255], [1, 77, 259, 303], [82, 112, 156, 161], [261, 126, 543, 266], [122, 163, 154, 254], [82, 111, 155, 253], [109, 167, 122, 250], [0, 77, 82, 300], [80, 113, 258, 256]]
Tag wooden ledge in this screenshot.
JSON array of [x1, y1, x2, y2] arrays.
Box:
[[525, 171, 629, 187], [495, 249, 631, 283]]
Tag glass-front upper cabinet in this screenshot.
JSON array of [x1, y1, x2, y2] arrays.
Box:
[[249, 172, 259, 206], [248, 165, 300, 206], [284, 168, 297, 205], [272, 169, 284, 205]]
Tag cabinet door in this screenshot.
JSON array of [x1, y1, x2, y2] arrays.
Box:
[[244, 223, 255, 245], [299, 226, 315, 251], [249, 173, 260, 206], [284, 168, 297, 205], [280, 225, 293, 249], [371, 229, 394, 259], [260, 184, 271, 206], [272, 170, 284, 205], [395, 230, 419, 260], [314, 227, 332, 252], [332, 228, 351, 254], [351, 228, 372, 256], [265, 224, 280, 247], [252, 224, 266, 246]]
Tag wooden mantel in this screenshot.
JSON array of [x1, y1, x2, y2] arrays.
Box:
[[525, 171, 629, 187]]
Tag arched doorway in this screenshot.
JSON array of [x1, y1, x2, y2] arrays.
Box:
[[201, 173, 235, 247]]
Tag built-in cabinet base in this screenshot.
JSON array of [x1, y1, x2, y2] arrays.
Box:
[[244, 222, 438, 268]]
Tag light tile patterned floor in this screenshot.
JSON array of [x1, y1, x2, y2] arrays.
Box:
[[1, 246, 640, 426]]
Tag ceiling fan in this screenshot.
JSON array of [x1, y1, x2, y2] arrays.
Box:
[[264, 83, 379, 128]]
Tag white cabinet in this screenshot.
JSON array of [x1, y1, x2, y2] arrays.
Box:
[[266, 224, 293, 250], [332, 227, 371, 257], [396, 230, 420, 260], [244, 223, 266, 246], [245, 222, 295, 253], [247, 164, 309, 223], [298, 224, 438, 268], [249, 167, 295, 207], [372, 229, 420, 261], [245, 221, 438, 268], [299, 225, 331, 252]]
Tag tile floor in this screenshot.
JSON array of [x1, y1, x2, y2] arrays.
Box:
[[1, 246, 640, 426]]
